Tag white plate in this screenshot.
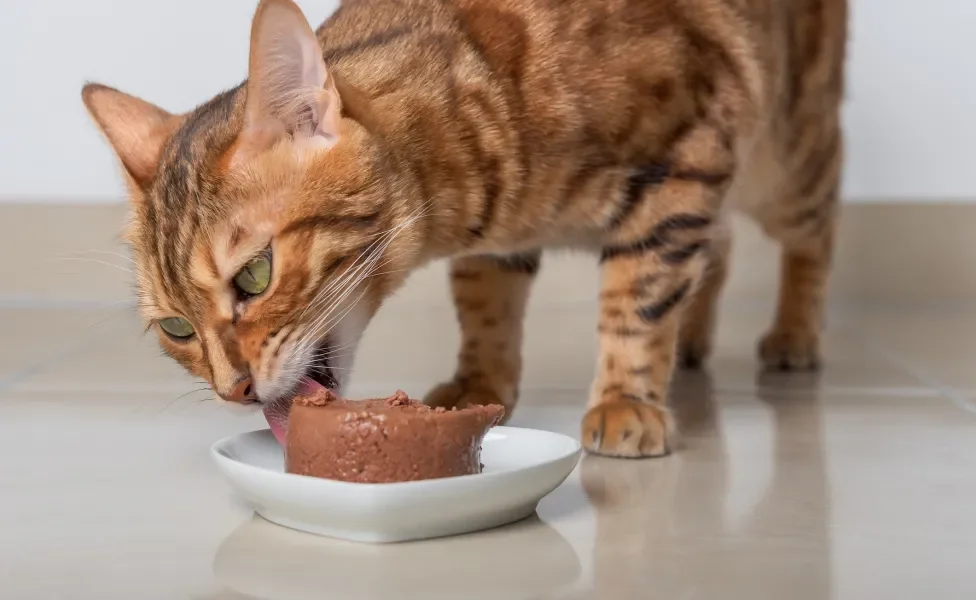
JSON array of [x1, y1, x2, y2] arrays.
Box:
[[211, 426, 581, 543]]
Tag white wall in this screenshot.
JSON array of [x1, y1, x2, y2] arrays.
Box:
[[0, 0, 973, 203]]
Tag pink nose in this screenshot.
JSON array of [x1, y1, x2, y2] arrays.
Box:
[[224, 376, 256, 404]]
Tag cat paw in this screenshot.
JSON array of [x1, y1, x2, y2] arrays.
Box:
[[758, 327, 822, 371], [424, 380, 512, 422], [581, 398, 672, 458]]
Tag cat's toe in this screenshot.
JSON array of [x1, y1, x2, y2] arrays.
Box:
[[581, 399, 672, 458], [677, 337, 711, 370], [424, 380, 465, 409], [424, 380, 512, 422], [758, 328, 822, 371]]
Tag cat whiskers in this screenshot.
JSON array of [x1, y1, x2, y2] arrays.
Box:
[[159, 386, 212, 413], [294, 202, 429, 326], [57, 249, 136, 264], [47, 255, 146, 283], [293, 206, 428, 356], [307, 335, 360, 360]]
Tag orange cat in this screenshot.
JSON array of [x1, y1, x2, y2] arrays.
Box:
[[82, 0, 847, 457]]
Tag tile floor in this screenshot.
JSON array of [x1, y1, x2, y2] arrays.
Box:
[[2, 219, 975, 598]]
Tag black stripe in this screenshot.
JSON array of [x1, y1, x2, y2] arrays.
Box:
[[558, 154, 614, 210], [280, 212, 381, 235], [597, 326, 648, 338], [468, 156, 501, 238], [600, 213, 712, 262], [636, 279, 692, 323], [315, 239, 376, 288], [490, 251, 541, 275], [454, 99, 500, 240], [322, 27, 414, 63], [621, 393, 645, 405], [321, 253, 350, 279], [451, 270, 483, 282], [680, 351, 704, 369], [681, 16, 743, 98], [174, 194, 202, 296], [595, 408, 606, 448], [600, 232, 666, 262], [662, 119, 695, 152], [787, 204, 822, 229], [606, 162, 671, 229], [631, 274, 660, 296], [672, 169, 733, 187], [796, 135, 840, 199], [784, 18, 803, 117], [661, 240, 707, 265]]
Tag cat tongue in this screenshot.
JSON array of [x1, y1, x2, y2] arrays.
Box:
[[263, 378, 328, 447], [264, 407, 288, 447]]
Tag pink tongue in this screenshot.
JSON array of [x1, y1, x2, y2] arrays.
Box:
[[263, 378, 328, 447], [264, 408, 288, 447]]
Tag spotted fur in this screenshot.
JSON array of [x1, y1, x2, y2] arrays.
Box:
[[82, 0, 847, 458]]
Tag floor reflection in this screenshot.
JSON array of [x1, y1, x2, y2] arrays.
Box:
[[579, 370, 832, 599], [213, 513, 581, 600]]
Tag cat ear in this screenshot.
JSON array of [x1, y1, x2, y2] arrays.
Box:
[[81, 83, 179, 188], [239, 0, 341, 160]]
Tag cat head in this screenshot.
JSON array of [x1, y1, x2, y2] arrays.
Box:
[[81, 0, 423, 410]]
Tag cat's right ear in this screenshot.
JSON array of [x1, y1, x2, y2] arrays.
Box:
[[81, 83, 179, 189], [233, 0, 342, 168]]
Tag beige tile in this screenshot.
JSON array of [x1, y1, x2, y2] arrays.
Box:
[[573, 392, 976, 599], [0, 307, 133, 382], [4, 310, 196, 393], [570, 391, 976, 599], [695, 308, 928, 395], [4, 389, 974, 599], [0, 390, 255, 600], [853, 310, 976, 392], [0, 203, 133, 303]]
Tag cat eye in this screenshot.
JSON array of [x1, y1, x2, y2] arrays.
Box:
[[233, 249, 272, 298], [158, 317, 195, 340]]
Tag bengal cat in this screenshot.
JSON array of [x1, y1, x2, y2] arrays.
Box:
[[82, 0, 847, 457]]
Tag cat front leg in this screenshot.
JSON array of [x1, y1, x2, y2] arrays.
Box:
[[424, 251, 540, 421], [582, 210, 716, 457]]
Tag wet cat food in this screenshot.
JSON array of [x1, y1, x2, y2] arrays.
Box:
[[285, 389, 505, 483]]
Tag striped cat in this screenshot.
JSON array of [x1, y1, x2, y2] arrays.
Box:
[[82, 0, 847, 457]]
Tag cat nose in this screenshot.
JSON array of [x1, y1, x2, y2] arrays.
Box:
[[224, 376, 257, 404]]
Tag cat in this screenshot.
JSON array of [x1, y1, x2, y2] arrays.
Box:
[[81, 0, 847, 458]]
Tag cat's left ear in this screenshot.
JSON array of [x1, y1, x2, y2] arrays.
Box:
[[236, 0, 341, 164], [81, 84, 180, 190]]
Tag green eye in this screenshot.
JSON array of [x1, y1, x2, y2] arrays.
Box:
[[159, 317, 195, 340], [234, 251, 272, 297]]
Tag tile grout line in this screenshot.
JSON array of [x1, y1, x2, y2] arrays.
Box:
[[0, 296, 137, 310], [0, 321, 132, 394], [850, 324, 976, 417]]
